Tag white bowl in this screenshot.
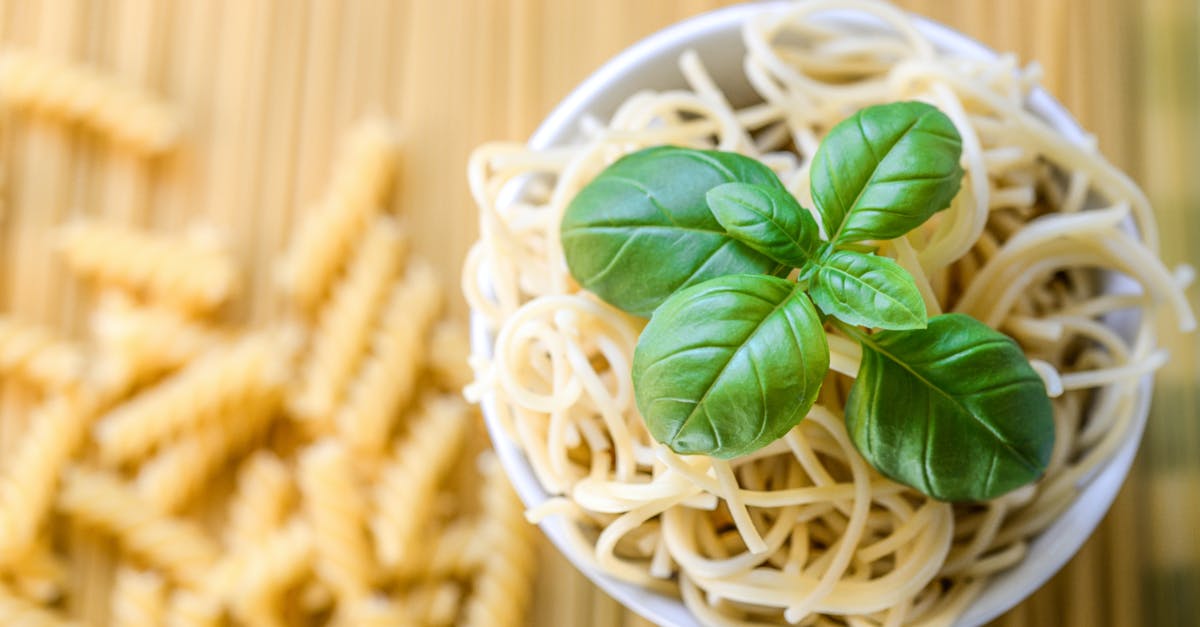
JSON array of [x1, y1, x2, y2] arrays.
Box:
[[470, 3, 1152, 626]]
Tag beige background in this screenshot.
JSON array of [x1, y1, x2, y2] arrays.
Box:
[[0, 1, 1195, 625]]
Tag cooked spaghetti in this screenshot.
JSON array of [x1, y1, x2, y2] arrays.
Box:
[[463, 1, 1195, 624]]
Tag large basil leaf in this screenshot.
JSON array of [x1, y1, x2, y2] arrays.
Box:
[[810, 102, 964, 246], [845, 314, 1054, 501], [632, 274, 829, 459], [808, 249, 926, 330], [706, 182, 820, 268], [561, 146, 788, 317]]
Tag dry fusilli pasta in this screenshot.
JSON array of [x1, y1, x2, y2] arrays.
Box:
[[338, 595, 415, 627], [110, 567, 166, 627], [337, 261, 442, 456], [6, 539, 66, 604], [58, 222, 238, 313], [291, 215, 406, 427], [94, 331, 289, 465], [224, 451, 295, 551], [0, 395, 98, 565], [297, 440, 376, 603], [56, 467, 219, 587], [429, 320, 474, 392], [0, 50, 180, 154], [461, 455, 536, 627], [0, 316, 85, 390], [209, 517, 312, 627], [278, 117, 400, 311], [90, 292, 221, 390], [135, 392, 278, 513], [371, 394, 469, 570]]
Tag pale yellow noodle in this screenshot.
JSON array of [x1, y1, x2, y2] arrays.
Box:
[[93, 331, 288, 465], [56, 467, 219, 588], [0, 581, 77, 626], [278, 117, 401, 311], [370, 394, 470, 570], [0, 316, 85, 390], [0, 49, 180, 154], [291, 215, 407, 424], [337, 261, 442, 456], [297, 440, 375, 603], [58, 222, 237, 313], [461, 455, 536, 627]]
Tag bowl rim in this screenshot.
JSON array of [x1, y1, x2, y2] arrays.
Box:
[[469, 3, 1152, 626]]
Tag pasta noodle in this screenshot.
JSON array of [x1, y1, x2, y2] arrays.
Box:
[[7, 539, 66, 604], [110, 567, 166, 627], [461, 455, 537, 627], [0, 316, 85, 391], [58, 223, 238, 313], [0, 50, 180, 154], [135, 391, 278, 513], [371, 394, 470, 570], [209, 517, 312, 627], [0, 395, 97, 566], [224, 451, 296, 551], [278, 117, 401, 312], [291, 215, 407, 427], [93, 331, 288, 466], [463, 1, 1195, 624], [429, 321, 475, 392], [89, 292, 221, 391], [56, 467, 219, 588], [337, 261, 442, 456], [297, 440, 376, 603]]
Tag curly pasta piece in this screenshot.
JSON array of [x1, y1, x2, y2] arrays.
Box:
[[461, 455, 537, 627], [297, 440, 375, 603], [0, 50, 180, 154], [208, 517, 312, 627], [337, 262, 442, 456], [90, 292, 221, 390], [291, 216, 406, 426], [164, 591, 221, 627], [0, 395, 98, 565], [429, 320, 474, 392], [0, 582, 77, 626], [111, 568, 166, 627], [406, 581, 463, 627], [279, 117, 401, 311], [94, 331, 289, 465], [56, 467, 219, 587], [371, 394, 469, 569], [58, 222, 238, 313], [224, 451, 295, 550], [0, 316, 85, 390], [136, 391, 279, 513]]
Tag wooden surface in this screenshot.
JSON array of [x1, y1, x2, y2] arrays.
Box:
[[0, 1, 1195, 625]]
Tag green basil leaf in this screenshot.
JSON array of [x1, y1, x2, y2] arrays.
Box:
[[809, 249, 926, 330], [561, 146, 789, 317], [706, 182, 820, 268], [632, 274, 829, 459], [810, 101, 964, 246], [845, 314, 1054, 501]]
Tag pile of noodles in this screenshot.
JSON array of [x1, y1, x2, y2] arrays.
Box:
[[462, 1, 1195, 625]]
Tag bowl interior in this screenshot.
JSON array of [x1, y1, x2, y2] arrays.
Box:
[[471, 4, 1152, 626]]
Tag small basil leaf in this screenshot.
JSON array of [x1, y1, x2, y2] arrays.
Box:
[[561, 146, 789, 317], [633, 274, 829, 459], [810, 101, 964, 246], [809, 249, 926, 330], [706, 182, 820, 268], [845, 314, 1054, 501]]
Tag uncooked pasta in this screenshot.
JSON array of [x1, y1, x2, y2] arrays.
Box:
[[463, 1, 1195, 624]]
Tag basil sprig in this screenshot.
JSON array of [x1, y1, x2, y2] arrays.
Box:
[[560, 101, 1055, 501]]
